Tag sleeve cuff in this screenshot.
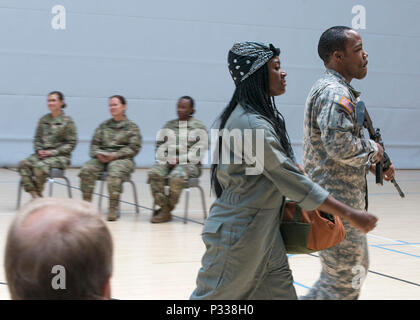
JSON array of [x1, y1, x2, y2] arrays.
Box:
[[297, 182, 329, 211]]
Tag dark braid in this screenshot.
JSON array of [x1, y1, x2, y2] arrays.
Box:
[[211, 61, 295, 197], [270, 96, 295, 162]]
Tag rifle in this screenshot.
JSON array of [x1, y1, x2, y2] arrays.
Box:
[[356, 101, 405, 198]]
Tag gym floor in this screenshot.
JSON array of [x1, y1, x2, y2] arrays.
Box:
[[0, 168, 418, 300]]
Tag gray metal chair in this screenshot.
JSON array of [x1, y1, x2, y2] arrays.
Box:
[[183, 177, 207, 223], [16, 168, 73, 209], [97, 172, 139, 214], [152, 177, 207, 223]]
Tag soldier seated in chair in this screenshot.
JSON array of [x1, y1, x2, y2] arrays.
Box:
[[79, 95, 142, 221], [19, 91, 77, 200], [148, 96, 207, 223]]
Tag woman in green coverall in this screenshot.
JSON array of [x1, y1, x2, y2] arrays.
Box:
[[190, 42, 378, 300]]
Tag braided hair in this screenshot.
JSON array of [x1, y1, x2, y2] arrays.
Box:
[[211, 59, 295, 197]]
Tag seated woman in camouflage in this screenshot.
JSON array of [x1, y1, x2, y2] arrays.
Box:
[[19, 91, 77, 199], [148, 96, 207, 223], [79, 95, 142, 221]]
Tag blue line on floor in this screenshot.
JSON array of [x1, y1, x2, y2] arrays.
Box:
[[369, 192, 420, 196], [293, 281, 311, 290], [370, 242, 420, 247], [371, 245, 420, 258], [289, 254, 312, 290]]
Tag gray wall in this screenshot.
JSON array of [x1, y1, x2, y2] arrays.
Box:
[[1, 0, 419, 168]]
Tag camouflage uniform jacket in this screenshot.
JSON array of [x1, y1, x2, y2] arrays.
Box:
[[34, 113, 77, 162], [303, 68, 378, 210], [156, 117, 208, 164], [90, 118, 142, 160]]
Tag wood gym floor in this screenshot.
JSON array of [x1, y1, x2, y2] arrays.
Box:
[[0, 168, 418, 300]]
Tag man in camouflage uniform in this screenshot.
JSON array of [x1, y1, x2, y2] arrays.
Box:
[[19, 92, 77, 199], [79, 95, 142, 221], [148, 96, 208, 223], [301, 27, 394, 299]]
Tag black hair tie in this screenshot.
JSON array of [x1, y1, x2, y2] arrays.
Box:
[[269, 43, 280, 56]]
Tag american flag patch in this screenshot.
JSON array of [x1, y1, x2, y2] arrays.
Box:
[[338, 96, 355, 114]]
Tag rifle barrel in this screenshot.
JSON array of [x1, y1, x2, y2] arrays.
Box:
[[362, 103, 405, 198], [391, 179, 405, 198]]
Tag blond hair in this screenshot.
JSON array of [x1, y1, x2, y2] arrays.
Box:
[[5, 198, 113, 299]]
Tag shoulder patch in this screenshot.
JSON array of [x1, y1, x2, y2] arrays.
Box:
[[338, 96, 355, 114]]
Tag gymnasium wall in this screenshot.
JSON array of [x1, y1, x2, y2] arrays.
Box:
[[0, 0, 419, 168]]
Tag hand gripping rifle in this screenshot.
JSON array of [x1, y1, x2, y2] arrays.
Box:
[[356, 101, 405, 198]]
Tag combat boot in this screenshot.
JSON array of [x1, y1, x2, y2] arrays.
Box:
[[29, 191, 41, 199], [151, 206, 172, 223], [107, 197, 119, 221], [82, 192, 93, 202], [36, 185, 44, 198]]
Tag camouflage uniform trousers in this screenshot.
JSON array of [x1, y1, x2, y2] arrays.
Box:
[[148, 163, 201, 211], [301, 219, 369, 300], [79, 158, 135, 201], [19, 154, 67, 194]]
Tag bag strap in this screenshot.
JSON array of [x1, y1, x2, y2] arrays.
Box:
[[293, 204, 302, 222], [279, 197, 286, 220], [281, 199, 303, 223]]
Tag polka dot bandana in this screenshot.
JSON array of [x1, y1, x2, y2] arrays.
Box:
[[228, 42, 280, 86]]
